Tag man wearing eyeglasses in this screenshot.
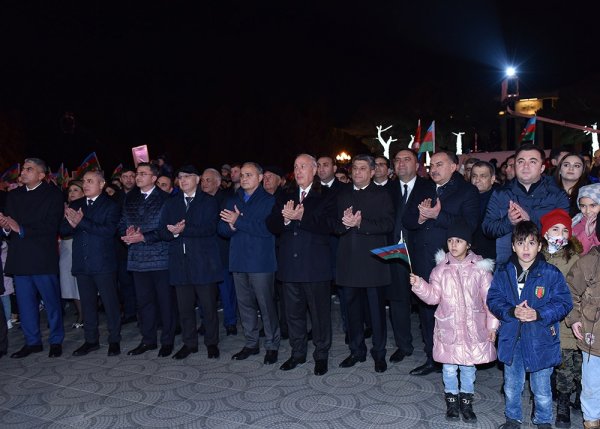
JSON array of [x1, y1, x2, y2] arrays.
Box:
[[119, 162, 175, 357]]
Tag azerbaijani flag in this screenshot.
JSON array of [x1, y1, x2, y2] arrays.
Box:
[[412, 119, 422, 152], [519, 116, 536, 143], [111, 163, 123, 179], [370, 242, 411, 265], [418, 121, 435, 154], [74, 152, 101, 179], [0, 163, 20, 182]]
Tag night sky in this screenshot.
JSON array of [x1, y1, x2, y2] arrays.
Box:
[[1, 1, 598, 173]]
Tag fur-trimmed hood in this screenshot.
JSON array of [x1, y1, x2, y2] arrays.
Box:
[[434, 249, 495, 273]]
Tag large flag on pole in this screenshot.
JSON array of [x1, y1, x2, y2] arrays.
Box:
[[519, 117, 536, 143], [74, 152, 101, 179], [418, 121, 435, 154], [0, 163, 20, 183], [412, 119, 422, 152]]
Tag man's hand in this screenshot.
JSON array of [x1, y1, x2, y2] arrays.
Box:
[[342, 206, 361, 228], [220, 205, 241, 231], [508, 200, 530, 225], [167, 219, 186, 235], [514, 300, 538, 322], [281, 200, 304, 222], [419, 198, 441, 220], [121, 226, 145, 244], [0, 213, 21, 233], [571, 321, 584, 340], [64, 207, 84, 228]]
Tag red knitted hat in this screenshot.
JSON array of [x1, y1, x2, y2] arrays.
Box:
[[540, 208, 572, 238]]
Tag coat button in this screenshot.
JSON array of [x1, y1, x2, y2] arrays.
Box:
[[293, 253, 298, 258], [293, 232, 298, 236]]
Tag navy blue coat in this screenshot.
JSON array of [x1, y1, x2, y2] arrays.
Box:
[[266, 183, 336, 283], [158, 191, 223, 285], [60, 194, 120, 275], [487, 257, 573, 372], [482, 175, 569, 263], [402, 172, 480, 278], [119, 187, 170, 272], [217, 186, 277, 273]]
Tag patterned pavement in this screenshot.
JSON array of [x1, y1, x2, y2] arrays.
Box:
[[0, 302, 583, 428]]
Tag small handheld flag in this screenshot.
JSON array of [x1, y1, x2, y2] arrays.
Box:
[[519, 117, 536, 143], [0, 163, 20, 183], [412, 119, 422, 152], [370, 242, 412, 271], [75, 152, 101, 179]]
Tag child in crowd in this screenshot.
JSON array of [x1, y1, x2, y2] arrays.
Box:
[[487, 221, 573, 429], [540, 209, 582, 428], [409, 222, 497, 424], [572, 183, 600, 255], [565, 219, 600, 429]]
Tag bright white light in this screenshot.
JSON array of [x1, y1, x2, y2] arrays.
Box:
[[506, 67, 516, 77]]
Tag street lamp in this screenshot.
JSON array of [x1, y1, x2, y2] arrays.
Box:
[[336, 151, 351, 164]]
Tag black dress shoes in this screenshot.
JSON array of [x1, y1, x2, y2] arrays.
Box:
[[48, 344, 62, 358], [225, 325, 237, 336], [280, 356, 306, 371], [108, 343, 121, 356], [264, 350, 278, 365], [389, 349, 412, 363], [314, 359, 328, 376], [11, 344, 43, 359], [172, 345, 198, 360], [72, 342, 100, 356], [232, 347, 260, 360], [374, 359, 387, 373], [339, 354, 366, 368], [207, 345, 220, 359], [127, 343, 157, 356], [158, 344, 174, 357], [410, 361, 441, 376]]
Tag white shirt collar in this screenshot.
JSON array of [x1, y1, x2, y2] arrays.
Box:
[[374, 179, 388, 186], [321, 178, 335, 187], [26, 182, 43, 192]]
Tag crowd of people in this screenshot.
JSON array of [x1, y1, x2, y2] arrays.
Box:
[[0, 144, 600, 429]]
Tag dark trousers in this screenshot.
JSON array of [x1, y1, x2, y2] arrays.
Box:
[[132, 270, 175, 346], [218, 270, 237, 327], [388, 265, 414, 355], [76, 272, 121, 344], [117, 258, 136, 318], [176, 283, 219, 348], [0, 296, 7, 353], [283, 281, 332, 361], [418, 301, 437, 360], [345, 286, 387, 361], [275, 279, 288, 336], [15, 275, 64, 346]]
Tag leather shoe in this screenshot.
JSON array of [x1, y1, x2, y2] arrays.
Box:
[[11, 344, 43, 359], [410, 361, 441, 376], [72, 342, 100, 356], [280, 356, 306, 371], [173, 345, 198, 360], [339, 354, 366, 368], [225, 325, 237, 336], [158, 344, 174, 357], [264, 350, 278, 365], [374, 359, 387, 373], [232, 347, 260, 360], [108, 343, 120, 356], [48, 344, 62, 358], [127, 343, 157, 356], [389, 349, 412, 363], [314, 359, 328, 376], [207, 345, 220, 359]]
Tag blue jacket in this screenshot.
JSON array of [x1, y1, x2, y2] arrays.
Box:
[[218, 186, 277, 273], [60, 194, 120, 275], [119, 187, 170, 272], [487, 256, 573, 372], [158, 191, 223, 285], [482, 176, 569, 263]]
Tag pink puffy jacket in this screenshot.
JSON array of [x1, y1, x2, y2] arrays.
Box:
[[412, 250, 499, 366]]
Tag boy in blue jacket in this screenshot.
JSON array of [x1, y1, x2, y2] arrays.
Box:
[[487, 221, 573, 429]]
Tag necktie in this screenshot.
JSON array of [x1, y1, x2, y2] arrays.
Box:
[[300, 190, 306, 203], [87, 199, 94, 206], [436, 186, 443, 197], [142, 193, 148, 199], [403, 184, 408, 204], [185, 196, 193, 211]]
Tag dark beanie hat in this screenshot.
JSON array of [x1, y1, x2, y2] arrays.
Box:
[[447, 221, 472, 244], [177, 165, 200, 176]]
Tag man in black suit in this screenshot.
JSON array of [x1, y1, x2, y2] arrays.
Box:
[[1, 158, 64, 358], [386, 149, 425, 365], [159, 165, 223, 360], [267, 154, 337, 376], [61, 170, 122, 357], [403, 150, 480, 375], [335, 155, 395, 373]]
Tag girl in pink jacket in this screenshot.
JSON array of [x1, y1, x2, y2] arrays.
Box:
[[572, 183, 600, 255], [410, 221, 498, 424]]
